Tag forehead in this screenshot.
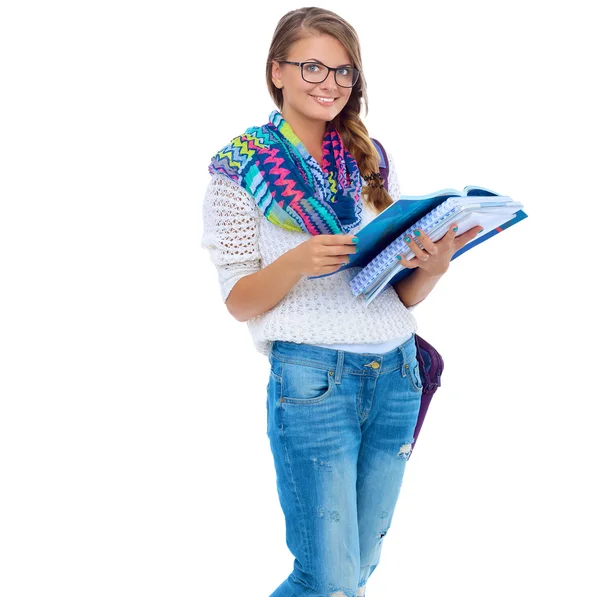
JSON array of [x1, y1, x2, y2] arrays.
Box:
[[289, 34, 352, 65]]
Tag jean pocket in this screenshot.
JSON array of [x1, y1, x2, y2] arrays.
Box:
[[280, 361, 334, 405], [266, 373, 278, 436], [407, 357, 423, 393], [270, 355, 283, 382]]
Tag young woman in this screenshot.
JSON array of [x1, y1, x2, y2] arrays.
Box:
[[202, 8, 482, 597]]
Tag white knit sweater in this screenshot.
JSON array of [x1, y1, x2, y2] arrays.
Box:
[[201, 151, 420, 358]]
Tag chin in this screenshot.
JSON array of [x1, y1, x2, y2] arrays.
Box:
[[309, 104, 342, 119]]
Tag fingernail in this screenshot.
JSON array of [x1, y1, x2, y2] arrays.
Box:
[[352, 237, 359, 243], [396, 255, 402, 261], [404, 236, 411, 243], [453, 227, 458, 232], [414, 230, 421, 237], [478, 229, 483, 234]]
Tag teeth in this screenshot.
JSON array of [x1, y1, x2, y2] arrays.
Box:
[[314, 96, 335, 103]]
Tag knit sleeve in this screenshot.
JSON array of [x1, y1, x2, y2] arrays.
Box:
[[386, 151, 425, 312], [200, 173, 262, 303]]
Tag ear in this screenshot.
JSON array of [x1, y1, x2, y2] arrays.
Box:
[[271, 60, 282, 89]]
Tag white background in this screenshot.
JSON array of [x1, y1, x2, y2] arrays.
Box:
[[1, 1, 599, 595]]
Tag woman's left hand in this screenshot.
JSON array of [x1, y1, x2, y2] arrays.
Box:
[[399, 223, 484, 278]]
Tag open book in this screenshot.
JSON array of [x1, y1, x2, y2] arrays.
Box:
[[308, 185, 528, 305]]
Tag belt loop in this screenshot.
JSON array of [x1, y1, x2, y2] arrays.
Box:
[[399, 342, 407, 377], [335, 350, 344, 385]]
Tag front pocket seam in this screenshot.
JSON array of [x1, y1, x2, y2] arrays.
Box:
[[408, 362, 423, 393], [281, 366, 334, 405]]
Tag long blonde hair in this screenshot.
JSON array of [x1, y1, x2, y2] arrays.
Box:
[[265, 7, 394, 215]]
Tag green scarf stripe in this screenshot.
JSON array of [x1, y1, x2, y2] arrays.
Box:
[[208, 110, 363, 236], [268, 126, 314, 184]]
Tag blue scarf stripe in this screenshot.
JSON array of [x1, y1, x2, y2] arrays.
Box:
[[208, 110, 362, 235]]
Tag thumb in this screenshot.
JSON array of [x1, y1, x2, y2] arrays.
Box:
[[455, 225, 483, 250]]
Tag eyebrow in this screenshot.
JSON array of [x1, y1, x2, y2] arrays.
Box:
[[304, 57, 353, 68]]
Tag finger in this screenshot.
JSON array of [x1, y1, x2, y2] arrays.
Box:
[[403, 232, 428, 260], [412, 229, 437, 255], [442, 223, 459, 242], [325, 243, 359, 256], [317, 235, 358, 256], [397, 254, 419, 268], [339, 234, 361, 253], [323, 256, 349, 267], [323, 234, 359, 246], [453, 228, 481, 251]]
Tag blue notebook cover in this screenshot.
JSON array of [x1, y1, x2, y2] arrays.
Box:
[[308, 185, 528, 286]]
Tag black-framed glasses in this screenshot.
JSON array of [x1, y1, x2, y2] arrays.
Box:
[[278, 60, 360, 88]]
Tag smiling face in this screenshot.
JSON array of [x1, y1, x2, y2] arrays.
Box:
[[271, 34, 354, 128]]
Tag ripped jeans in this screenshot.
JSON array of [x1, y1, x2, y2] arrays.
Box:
[[266, 333, 423, 597]]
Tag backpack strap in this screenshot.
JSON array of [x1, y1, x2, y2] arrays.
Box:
[[369, 137, 389, 192]]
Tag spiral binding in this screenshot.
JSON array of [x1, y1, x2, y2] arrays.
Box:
[[350, 197, 461, 296]]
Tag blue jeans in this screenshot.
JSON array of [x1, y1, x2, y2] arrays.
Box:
[[266, 333, 423, 597]]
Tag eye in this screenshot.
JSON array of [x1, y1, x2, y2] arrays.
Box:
[[337, 67, 350, 76], [306, 63, 322, 73]]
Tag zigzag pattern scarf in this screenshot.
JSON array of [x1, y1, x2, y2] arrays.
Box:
[[208, 110, 363, 235]]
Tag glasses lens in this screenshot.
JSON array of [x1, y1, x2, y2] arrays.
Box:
[[336, 67, 359, 87], [302, 63, 359, 87], [302, 63, 327, 83]]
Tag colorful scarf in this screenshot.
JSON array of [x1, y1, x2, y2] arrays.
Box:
[[208, 110, 363, 235]]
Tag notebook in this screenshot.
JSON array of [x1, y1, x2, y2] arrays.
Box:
[[308, 185, 528, 305]]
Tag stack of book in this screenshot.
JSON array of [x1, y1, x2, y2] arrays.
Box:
[[309, 185, 527, 305]]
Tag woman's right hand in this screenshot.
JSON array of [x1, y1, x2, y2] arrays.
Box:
[[289, 234, 359, 277]]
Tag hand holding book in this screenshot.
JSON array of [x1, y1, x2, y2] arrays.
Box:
[[288, 233, 359, 277], [307, 185, 528, 305], [400, 221, 484, 278]]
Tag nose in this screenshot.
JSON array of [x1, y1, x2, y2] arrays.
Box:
[[319, 68, 338, 90]]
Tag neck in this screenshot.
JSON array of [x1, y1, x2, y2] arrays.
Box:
[[280, 107, 329, 154]]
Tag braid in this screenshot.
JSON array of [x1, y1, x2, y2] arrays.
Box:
[[331, 108, 394, 215]]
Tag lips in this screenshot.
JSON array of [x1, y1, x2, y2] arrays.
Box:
[[310, 95, 338, 106]]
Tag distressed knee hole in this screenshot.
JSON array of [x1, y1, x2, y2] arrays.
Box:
[[327, 583, 356, 597], [398, 442, 412, 460], [356, 586, 367, 597], [317, 506, 340, 522], [312, 456, 333, 471], [329, 590, 352, 597]]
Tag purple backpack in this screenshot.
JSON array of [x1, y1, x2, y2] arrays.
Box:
[[370, 137, 445, 454]]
